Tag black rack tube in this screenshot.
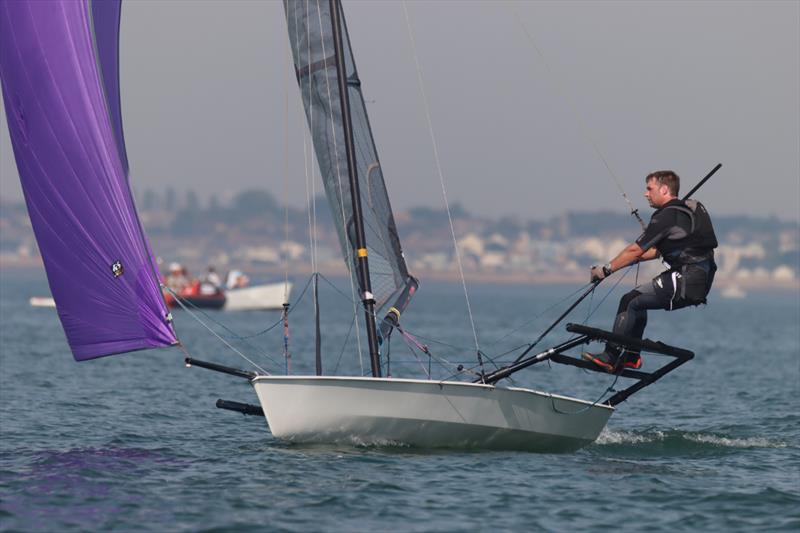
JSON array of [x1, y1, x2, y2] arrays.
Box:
[[512, 281, 600, 364], [184, 357, 256, 380], [216, 399, 265, 417], [481, 336, 590, 385], [683, 163, 722, 201]]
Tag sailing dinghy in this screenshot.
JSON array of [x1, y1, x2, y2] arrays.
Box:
[[202, 0, 695, 452], [1, 0, 695, 452]]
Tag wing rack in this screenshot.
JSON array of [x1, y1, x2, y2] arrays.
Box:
[[481, 323, 694, 406]]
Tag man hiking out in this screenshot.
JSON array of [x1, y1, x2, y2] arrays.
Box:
[[582, 170, 718, 372]]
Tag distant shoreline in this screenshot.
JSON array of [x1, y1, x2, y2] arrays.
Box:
[[2, 258, 797, 291]]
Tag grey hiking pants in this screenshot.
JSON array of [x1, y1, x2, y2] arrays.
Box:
[[606, 263, 713, 355]]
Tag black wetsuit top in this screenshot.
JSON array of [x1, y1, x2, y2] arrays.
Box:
[[636, 199, 693, 258]]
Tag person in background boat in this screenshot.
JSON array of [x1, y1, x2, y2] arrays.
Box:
[[165, 262, 190, 293], [200, 266, 222, 296], [203, 266, 221, 287], [225, 269, 250, 290], [582, 170, 718, 372]]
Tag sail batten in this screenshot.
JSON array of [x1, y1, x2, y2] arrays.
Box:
[[0, 0, 177, 360], [284, 0, 416, 316]]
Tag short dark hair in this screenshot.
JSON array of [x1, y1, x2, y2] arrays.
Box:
[[646, 170, 680, 196]]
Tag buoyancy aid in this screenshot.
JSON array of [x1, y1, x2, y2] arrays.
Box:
[[659, 199, 718, 268], [657, 199, 718, 305]]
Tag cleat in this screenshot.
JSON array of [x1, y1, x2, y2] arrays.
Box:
[[581, 350, 619, 373], [621, 352, 643, 369]]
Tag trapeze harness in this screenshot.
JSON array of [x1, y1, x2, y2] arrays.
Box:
[[639, 198, 718, 308]]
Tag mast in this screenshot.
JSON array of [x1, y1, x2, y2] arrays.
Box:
[[329, 0, 382, 377]]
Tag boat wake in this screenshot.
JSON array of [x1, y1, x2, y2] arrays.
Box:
[[595, 428, 786, 450]]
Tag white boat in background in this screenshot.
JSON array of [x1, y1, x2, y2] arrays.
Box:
[[720, 285, 747, 299], [29, 297, 56, 308], [32, 282, 291, 312], [225, 281, 292, 311]]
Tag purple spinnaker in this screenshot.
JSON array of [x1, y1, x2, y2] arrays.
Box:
[[0, 0, 177, 360], [90, 0, 129, 177]]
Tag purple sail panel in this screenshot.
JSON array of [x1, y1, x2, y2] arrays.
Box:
[[0, 0, 177, 360], [89, 0, 128, 177]]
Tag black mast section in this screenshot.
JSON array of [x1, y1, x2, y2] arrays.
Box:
[[329, 0, 382, 377]]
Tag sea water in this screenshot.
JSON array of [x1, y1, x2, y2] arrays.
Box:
[[1, 270, 798, 532]]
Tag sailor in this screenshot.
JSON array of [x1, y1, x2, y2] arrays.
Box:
[[582, 170, 718, 372], [200, 266, 222, 295], [165, 262, 189, 292], [203, 266, 222, 288], [226, 269, 249, 290]]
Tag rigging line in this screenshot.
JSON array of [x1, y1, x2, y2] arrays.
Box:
[[385, 332, 391, 376], [168, 275, 312, 343], [300, 3, 326, 378], [393, 327, 463, 375], [390, 329, 475, 354], [397, 334, 432, 378], [511, 281, 599, 365], [585, 280, 595, 324], [586, 265, 631, 319], [549, 373, 620, 415], [306, 0, 319, 275], [317, 272, 395, 324], [332, 311, 357, 374], [553, 266, 633, 362], [300, 2, 323, 373], [315, 0, 364, 373], [552, 268, 632, 350], [317, 274, 468, 362], [448, 350, 505, 378], [489, 282, 594, 346], [223, 275, 315, 341], [402, 1, 481, 356], [489, 342, 532, 361], [297, 1, 317, 275], [283, 8, 291, 303], [317, 273, 388, 324], [410, 282, 600, 373], [317, 274, 480, 371], [509, 2, 645, 230], [164, 287, 271, 374], [163, 285, 281, 367]]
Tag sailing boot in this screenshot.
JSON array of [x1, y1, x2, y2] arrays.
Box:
[[620, 350, 643, 370], [581, 349, 620, 373]]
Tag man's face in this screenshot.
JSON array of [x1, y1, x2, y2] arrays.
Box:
[[644, 178, 671, 208]]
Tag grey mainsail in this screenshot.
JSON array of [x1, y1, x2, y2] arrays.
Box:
[[284, 0, 417, 324]]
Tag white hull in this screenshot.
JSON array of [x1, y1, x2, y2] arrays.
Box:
[[224, 282, 291, 311], [720, 285, 746, 299], [252, 376, 613, 452], [29, 296, 56, 308]]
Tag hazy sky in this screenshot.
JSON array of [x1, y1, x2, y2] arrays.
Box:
[[1, 0, 798, 221]]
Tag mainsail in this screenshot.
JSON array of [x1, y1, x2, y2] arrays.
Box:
[[0, 1, 177, 360], [284, 0, 417, 318]]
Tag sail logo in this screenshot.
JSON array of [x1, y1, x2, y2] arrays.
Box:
[[111, 260, 124, 278]]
